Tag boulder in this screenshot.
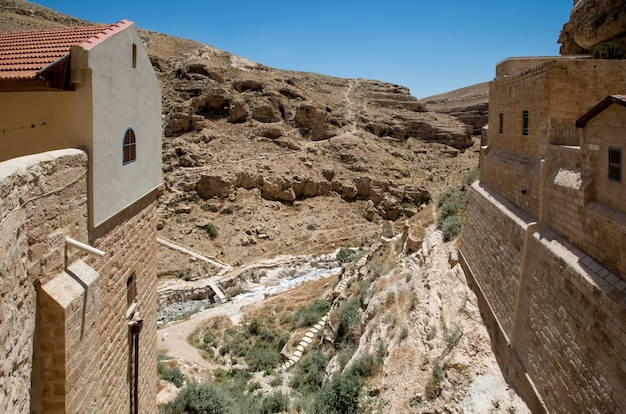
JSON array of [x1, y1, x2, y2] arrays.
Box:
[[295, 104, 333, 141]]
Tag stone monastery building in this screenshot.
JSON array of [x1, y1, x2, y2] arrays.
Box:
[[0, 21, 161, 413], [461, 55, 626, 413]]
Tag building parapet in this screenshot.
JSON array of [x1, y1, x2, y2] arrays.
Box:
[[495, 55, 593, 78]]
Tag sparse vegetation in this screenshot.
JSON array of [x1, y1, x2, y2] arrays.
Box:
[[204, 222, 218, 239], [161, 383, 229, 414], [443, 321, 463, 349], [290, 348, 328, 395], [293, 299, 330, 329], [336, 247, 356, 263], [157, 356, 185, 388], [598, 41, 624, 59], [306, 223, 319, 230], [335, 298, 361, 346], [436, 167, 479, 241]]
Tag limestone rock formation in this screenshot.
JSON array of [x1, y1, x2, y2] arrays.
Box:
[[559, 0, 626, 57]]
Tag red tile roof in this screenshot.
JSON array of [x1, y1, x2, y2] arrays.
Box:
[[0, 20, 133, 80]]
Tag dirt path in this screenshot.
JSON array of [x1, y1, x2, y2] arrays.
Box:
[[157, 294, 264, 370]]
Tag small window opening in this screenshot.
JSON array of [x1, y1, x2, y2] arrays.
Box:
[[127, 273, 137, 310], [123, 128, 136, 165], [522, 110, 529, 135], [608, 147, 622, 182], [499, 113, 503, 133], [132, 43, 137, 69]]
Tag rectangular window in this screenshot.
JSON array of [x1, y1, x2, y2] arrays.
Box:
[[522, 111, 529, 135], [498, 113, 503, 133], [609, 147, 622, 182], [132, 43, 137, 69], [127, 273, 137, 310]]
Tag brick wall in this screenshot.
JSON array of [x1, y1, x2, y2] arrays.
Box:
[[460, 181, 626, 413]]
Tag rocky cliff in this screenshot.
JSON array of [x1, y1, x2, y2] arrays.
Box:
[[559, 0, 626, 57]]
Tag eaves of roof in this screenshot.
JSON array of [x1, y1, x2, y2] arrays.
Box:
[[576, 95, 626, 127]]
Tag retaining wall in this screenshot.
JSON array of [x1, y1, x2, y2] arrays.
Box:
[[460, 181, 626, 413]]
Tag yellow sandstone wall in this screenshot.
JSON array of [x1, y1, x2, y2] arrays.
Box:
[[0, 149, 157, 413], [460, 182, 626, 413], [0, 149, 88, 414], [86, 193, 159, 414]]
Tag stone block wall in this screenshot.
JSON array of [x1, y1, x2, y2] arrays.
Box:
[[521, 234, 626, 413], [34, 260, 101, 413], [461, 182, 532, 334], [0, 149, 158, 414], [0, 149, 87, 414], [460, 181, 626, 413], [481, 148, 541, 218], [87, 192, 159, 414]]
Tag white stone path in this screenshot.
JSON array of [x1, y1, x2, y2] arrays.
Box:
[[279, 254, 368, 371], [157, 237, 231, 303]]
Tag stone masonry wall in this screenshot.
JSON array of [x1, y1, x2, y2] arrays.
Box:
[[481, 148, 541, 218], [0, 149, 88, 414], [460, 181, 626, 413], [461, 182, 532, 333], [87, 194, 159, 414], [0, 149, 158, 413], [521, 233, 626, 413], [35, 260, 101, 413]]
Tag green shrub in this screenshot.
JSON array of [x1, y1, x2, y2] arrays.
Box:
[[260, 391, 290, 414], [245, 347, 282, 372], [369, 259, 392, 279], [307, 223, 318, 230], [346, 352, 381, 379], [440, 215, 462, 242], [290, 349, 329, 394], [336, 298, 361, 346], [443, 321, 463, 348], [157, 361, 185, 388], [463, 167, 480, 187], [310, 371, 363, 414], [161, 383, 229, 414], [205, 222, 218, 239], [599, 42, 624, 59], [269, 374, 283, 387], [336, 248, 356, 263], [293, 299, 330, 328]]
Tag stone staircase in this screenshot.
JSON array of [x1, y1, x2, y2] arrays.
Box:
[[279, 254, 368, 371]]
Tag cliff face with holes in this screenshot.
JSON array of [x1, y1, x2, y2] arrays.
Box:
[[0, 149, 158, 414]]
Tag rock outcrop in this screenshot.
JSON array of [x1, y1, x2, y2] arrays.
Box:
[[559, 0, 626, 57]]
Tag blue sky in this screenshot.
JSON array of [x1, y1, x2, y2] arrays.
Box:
[[32, 1, 572, 98]]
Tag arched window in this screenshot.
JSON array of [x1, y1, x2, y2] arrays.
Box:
[[123, 128, 136, 165]]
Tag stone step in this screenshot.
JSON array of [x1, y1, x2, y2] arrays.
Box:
[[294, 350, 303, 358], [305, 331, 315, 339], [302, 336, 312, 344], [296, 345, 305, 352]]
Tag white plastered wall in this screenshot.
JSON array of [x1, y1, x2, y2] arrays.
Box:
[[86, 23, 162, 227]]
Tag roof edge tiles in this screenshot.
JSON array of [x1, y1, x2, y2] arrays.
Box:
[[576, 95, 626, 127], [0, 20, 134, 81], [77, 19, 133, 51]]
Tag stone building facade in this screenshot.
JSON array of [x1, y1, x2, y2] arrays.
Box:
[[0, 21, 161, 413], [461, 56, 626, 413]]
